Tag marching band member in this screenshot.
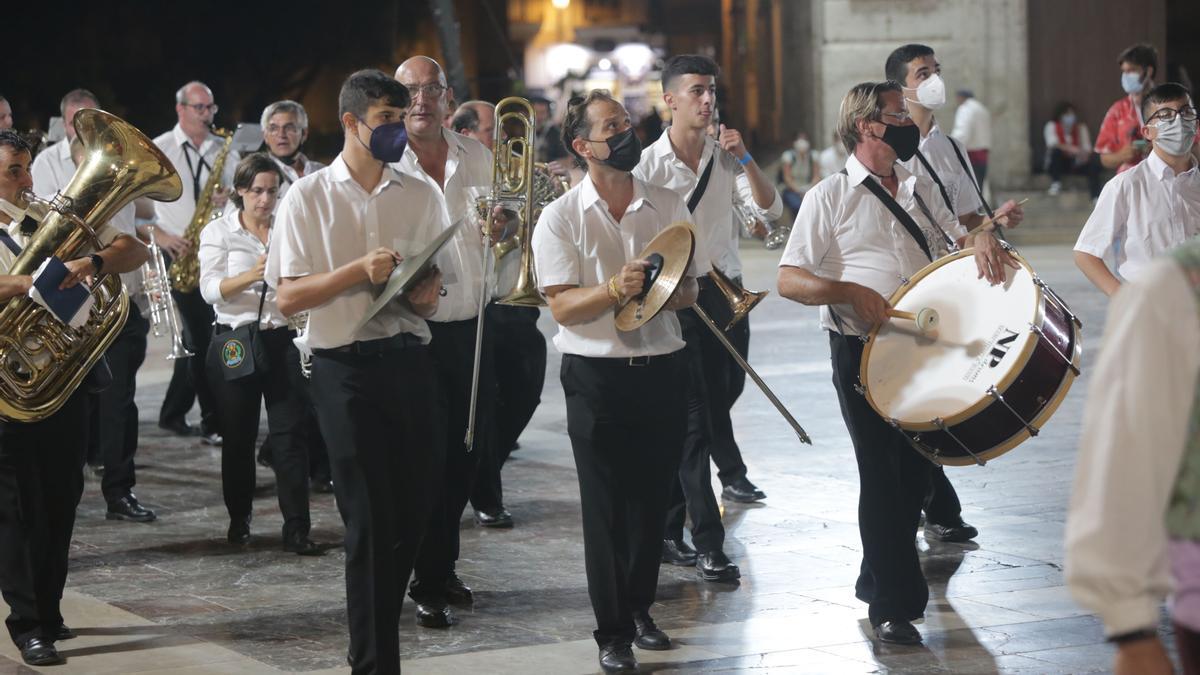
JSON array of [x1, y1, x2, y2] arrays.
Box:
[[0, 130, 150, 666], [534, 90, 701, 673], [777, 82, 1013, 645], [267, 69, 446, 675], [30, 88, 155, 524], [261, 100, 325, 199], [450, 100, 496, 151], [152, 80, 238, 447], [198, 152, 318, 555], [1075, 83, 1199, 297], [635, 54, 779, 581]]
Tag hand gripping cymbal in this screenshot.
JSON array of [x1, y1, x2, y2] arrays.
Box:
[[615, 223, 695, 332]]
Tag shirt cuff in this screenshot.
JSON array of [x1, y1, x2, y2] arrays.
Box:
[[200, 277, 224, 305], [1073, 241, 1110, 258], [1099, 597, 1161, 639]]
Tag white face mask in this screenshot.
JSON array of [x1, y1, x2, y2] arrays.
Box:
[[793, 138, 810, 154], [1153, 116, 1199, 157], [908, 73, 946, 110], [0, 198, 27, 224]]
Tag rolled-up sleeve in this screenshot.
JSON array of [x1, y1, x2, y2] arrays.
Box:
[[532, 201, 579, 290], [269, 189, 313, 284], [198, 223, 227, 305], [1074, 177, 1125, 258], [1065, 259, 1199, 637], [779, 185, 831, 272], [735, 167, 784, 222]]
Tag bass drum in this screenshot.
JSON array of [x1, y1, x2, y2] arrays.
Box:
[[860, 248, 1082, 466]]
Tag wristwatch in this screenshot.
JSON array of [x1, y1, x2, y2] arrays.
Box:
[[88, 253, 104, 275]]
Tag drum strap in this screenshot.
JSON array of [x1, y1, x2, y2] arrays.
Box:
[[948, 136, 995, 219], [859, 176, 933, 262], [914, 149, 955, 216]]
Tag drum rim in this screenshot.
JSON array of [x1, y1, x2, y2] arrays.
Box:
[[859, 247, 1047, 431]]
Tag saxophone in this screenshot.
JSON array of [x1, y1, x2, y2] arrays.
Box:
[[168, 127, 234, 292]]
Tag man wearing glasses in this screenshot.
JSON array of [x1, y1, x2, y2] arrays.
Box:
[[1075, 83, 1200, 297], [778, 81, 1012, 646], [392, 56, 496, 630], [261, 100, 325, 201], [152, 80, 238, 446]]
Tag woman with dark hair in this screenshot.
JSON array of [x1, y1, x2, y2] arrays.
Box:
[[198, 152, 319, 555], [1044, 101, 1102, 198]]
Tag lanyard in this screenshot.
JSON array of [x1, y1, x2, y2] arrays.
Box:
[[180, 141, 211, 201]]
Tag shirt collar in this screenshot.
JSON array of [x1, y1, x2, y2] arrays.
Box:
[[329, 154, 406, 188], [652, 126, 715, 165], [844, 154, 911, 186], [580, 172, 655, 214], [1145, 148, 1199, 180]]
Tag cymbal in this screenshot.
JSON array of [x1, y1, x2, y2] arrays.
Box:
[[615, 223, 695, 332], [354, 220, 461, 334]]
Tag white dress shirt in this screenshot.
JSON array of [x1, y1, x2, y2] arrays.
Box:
[[899, 123, 983, 218], [199, 209, 285, 329], [1074, 150, 1200, 282], [273, 153, 326, 203], [1065, 256, 1200, 638], [395, 128, 492, 322], [779, 154, 967, 336], [635, 129, 782, 279], [265, 155, 449, 349], [532, 173, 708, 358], [152, 124, 240, 237], [950, 97, 992, 151], [28, 140, 142, 303]]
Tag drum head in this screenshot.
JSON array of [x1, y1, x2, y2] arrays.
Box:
[[862, 249, 1041, 430], [615, 223, 695, 332]]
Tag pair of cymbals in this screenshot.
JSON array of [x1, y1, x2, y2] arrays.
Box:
[[615, 222, 695, 331]]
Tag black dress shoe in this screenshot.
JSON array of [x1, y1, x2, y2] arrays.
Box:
[[721, 477, 766, 503], [106, 494, 157, 523], [662, 538, 698, 566], [445, 572, 474, 606], [415, 603, 455, 628], [227, 516, 251, 545], [158, 419, 196, 437], [19, 636, 63, 666], [473, 507, 514, 528], [52, 624, 77, 641], [633, 612, 671, 650], [598, 643, 638, 672], [283, 532, 323, 556], [924, 521, 979, 543], [697, 550, 741, 582], [200, 432, 223, 447], [874, 619, 922, 645], [310, 478, 334, 494]]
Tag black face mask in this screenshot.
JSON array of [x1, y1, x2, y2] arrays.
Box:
[[880, 122, 920, 161], [276, 147, 302, 166], [593, 128, 642, 172]]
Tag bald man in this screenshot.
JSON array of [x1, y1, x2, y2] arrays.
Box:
[[392, 56, 498, 629], [152, 80, 237, 447], [451, 101, 496, 151]]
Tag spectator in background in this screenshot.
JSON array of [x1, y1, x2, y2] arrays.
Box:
[[778, 131, 816, 215], [637, 109, 664, 147], [1044, 101, 1102, 198], [951, 89, 991, 186], [531, 95, 567, 164], [1097, 43, 1158, 173], [817, 129, 847, 177]]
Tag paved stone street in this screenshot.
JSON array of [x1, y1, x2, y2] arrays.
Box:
[[0, 229, 1165, 673]]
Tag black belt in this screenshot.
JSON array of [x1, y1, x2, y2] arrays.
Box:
[[571, 352, 677, 367], [214, 323, 291, 335], [312, 333, 423, 356]]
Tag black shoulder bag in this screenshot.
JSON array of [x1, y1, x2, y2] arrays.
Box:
[[219, 282, 270, 381]]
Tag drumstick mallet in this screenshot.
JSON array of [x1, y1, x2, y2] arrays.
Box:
[[886, 307, 940, 333]]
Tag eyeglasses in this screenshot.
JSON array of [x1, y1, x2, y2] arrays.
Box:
[[267, 123, 301, 136], [1148, 106, 1198, 124], [185, 102, 219, 114], [402, 82, 447, 99], [879, 110, 912, 124]]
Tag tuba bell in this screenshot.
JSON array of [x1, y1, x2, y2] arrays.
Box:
[[0, 109, 182, 422]]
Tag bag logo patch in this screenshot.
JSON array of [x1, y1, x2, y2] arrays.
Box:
[[222, 339, 246, 368]]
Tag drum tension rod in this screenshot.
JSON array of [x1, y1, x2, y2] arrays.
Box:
[[933, 417, 987, 467], [888, 419, 943, 467], [1033, 276, 1082, 328], [1028, 323, 1080, 376], [986, 385, 1039, 436]]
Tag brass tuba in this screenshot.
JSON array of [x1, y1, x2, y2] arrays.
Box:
[[168, 126, 233, 292], [0, 109, 182, 422]]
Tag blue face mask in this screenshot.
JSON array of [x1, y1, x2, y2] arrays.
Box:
[[356, 118, 408, 163], [1121, 71, 1145, 95]]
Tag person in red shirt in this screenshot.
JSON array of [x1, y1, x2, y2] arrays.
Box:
[[1096, 44, 1158, 174]]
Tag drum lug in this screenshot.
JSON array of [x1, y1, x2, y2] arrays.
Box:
[[1033, 275, 1082, 328], [986, 385, 1039, 437], [1028, 323, 1080, 376], [854, 382, 866, 397], [932, 417, 987, 467]]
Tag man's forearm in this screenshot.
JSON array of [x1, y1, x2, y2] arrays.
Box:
[[778, 266, 854, 306], [743, 160, 778, 211], [97, 234, 150, 274], [1074, 251, 1121, 296], [278, 263, 366, 317]]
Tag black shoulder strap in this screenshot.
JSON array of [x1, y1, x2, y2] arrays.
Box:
[[687, 154, 717, 214], [948, 137, 994, 219], [913, 149, 955, 214], [859, 177, 933, 262], [0, 230, 22, 256]]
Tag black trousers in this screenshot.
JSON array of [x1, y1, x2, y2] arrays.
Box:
[[0, 389, 88, 646], [1048, 148, 1102, 198], [93, 305, 149, 503], [924, 467, 964, 526], [160, 286, 219, 434], [562, 352, 686, 648], [207, 325, 310, 538], [411, 317, 495, 606], [664, 321, 725, 553], [686, 279, 752, 486], [829, 333, 931, 626], [310, 343, 442, 675], [470, 304, 546, 512]]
